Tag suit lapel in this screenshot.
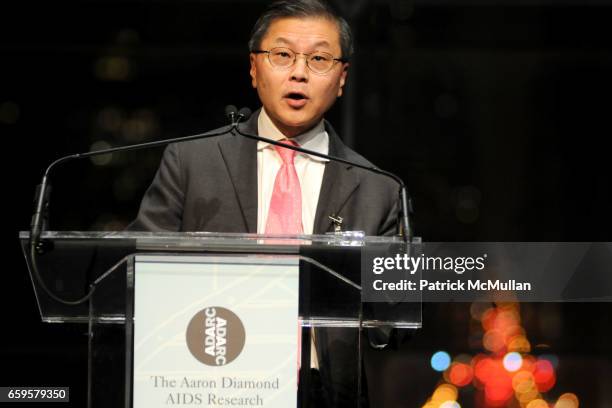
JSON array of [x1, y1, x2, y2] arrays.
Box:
[[217, 114, 259, 233], [217, 112, 360, 234], [313, 126, 360, 234]]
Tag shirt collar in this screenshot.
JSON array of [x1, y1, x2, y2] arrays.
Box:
[[257, 108, 329, 162]]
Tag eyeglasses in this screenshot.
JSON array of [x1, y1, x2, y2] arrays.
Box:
[[252, 47, 348, 75]]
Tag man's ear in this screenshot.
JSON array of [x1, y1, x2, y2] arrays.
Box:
[[249, 53, 258, 88], [337, 63, 349, 97]]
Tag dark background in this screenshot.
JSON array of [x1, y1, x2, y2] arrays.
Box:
[[2, 0, 611, 406]]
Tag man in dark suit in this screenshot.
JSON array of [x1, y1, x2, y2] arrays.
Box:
[[128, 111, 398, 235], [129, 0, 399, 237], [129, 1, 402, 407]]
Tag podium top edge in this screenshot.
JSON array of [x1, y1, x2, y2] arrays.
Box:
[[19, 231, 413, 246]]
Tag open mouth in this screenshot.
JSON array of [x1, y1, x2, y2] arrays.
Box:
[[284, 92, 308, 108], [286, 92, 308, 100]]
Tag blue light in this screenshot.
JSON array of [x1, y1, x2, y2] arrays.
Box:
[[431, 351, 451, 372]]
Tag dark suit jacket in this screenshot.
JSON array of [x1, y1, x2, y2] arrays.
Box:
[[128, 110, 402, 407], [128, 110, 399, 236]]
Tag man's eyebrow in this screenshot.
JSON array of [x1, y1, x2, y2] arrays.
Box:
[[273, 37, 292, 45], [311, 40, 332, 48], [271, 37, 332, 49]]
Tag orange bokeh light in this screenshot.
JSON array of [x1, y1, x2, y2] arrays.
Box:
[[484, 329, 506, 353], [507, 334, 531, 353], [512, 370, 535, 394], [448, 362, 474, 387], [555, 393, 579, 408], [518, 387, 541, 405], [526, 399, 549, 408], [495, 309, 521, 329], [521, 355, 537, 372], [481, 308, 497, 331], [432, 383, 458, 403]]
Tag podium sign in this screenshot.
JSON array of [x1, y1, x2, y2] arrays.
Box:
[[133, 255, 300, 408]]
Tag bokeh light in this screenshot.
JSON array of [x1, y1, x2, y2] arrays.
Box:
[[432, 384, 458, 403], [483, 329, 506, 353], [555, 393, 579, 408], [518, 387, 541, 405], [496, 309, 521, 328], [481, 308, 497, 331], [534, 359, 556, 392], [427, 303, 578, 407], [526, 399, 549, 408], [512, 370, 535, 394], [94, 56, 132, 81], [539, 354, 560, 370], [485, 376, 513, 406], [431, 351, 452, 372], [503, 352, 523, 372], [447, 363, 473, 387], [507, 334, 532, 353], [454, 353, 472, 364], [440, 401, 461, 408], [470, 302, 493, 321], [89, 141, 113, 166], [521, 355, 537, 372]]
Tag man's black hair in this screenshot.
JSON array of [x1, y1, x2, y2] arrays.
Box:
[[248, 0, 353, 59]]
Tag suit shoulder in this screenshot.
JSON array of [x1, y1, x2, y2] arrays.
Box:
[[169, 125, 233, 153], [342, 145, 377, 168]]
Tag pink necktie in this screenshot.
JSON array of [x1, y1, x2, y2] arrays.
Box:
[[265, 140, 304, 234], [265, 141, 304, 379]]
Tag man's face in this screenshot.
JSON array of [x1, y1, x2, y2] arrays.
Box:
[[250, 17, 349, 138]]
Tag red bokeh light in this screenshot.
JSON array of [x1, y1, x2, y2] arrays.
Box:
[[534, 359, 556, 392], [485, 376, 513, 406], [449, 362, 474, 387]]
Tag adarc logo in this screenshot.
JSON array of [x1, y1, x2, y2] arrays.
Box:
[[186, 307, 246, 366]]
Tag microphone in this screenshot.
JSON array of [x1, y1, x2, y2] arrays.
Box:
[[237, 107, 252, 123], [225, 105, 238, 125], [229, 106, 413, 243], [28, 104, 413, 305], [225, 106, 251, 126], [28, 107, 241, 305]]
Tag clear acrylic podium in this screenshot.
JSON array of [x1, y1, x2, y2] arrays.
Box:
[[20, 231, 421, 408]]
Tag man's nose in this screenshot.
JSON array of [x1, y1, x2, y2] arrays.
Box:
[[289, 55, 309, 82]]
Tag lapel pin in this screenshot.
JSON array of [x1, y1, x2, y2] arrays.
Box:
[[328, 214, 343, 232]]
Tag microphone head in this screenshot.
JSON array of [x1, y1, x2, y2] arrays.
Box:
[[237, 107, 252, 121], [225, 104, 238, 119]]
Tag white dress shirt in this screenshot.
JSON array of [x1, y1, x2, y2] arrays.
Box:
[[256, 108, 329, 234], [257, 108, 328, 369]]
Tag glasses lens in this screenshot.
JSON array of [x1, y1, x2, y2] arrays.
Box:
[[268, 48, 295, 67], [307, 52, 334, 73]]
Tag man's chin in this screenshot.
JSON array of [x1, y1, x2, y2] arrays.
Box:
[[273, 113, 319, 137], [282, 122, 318, 137]]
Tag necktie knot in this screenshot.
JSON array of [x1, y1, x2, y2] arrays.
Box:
[[274, 140, 298, 164]]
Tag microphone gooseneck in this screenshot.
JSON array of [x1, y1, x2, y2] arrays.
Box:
[[28, 104, 413, 306], [29, 107, 240, 305]]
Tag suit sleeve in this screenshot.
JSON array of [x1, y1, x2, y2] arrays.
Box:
[[378, 184, 401, 237], [126, 143, 185, 231]]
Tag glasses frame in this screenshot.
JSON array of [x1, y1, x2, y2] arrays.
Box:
[[252, 47, 348, 75]]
